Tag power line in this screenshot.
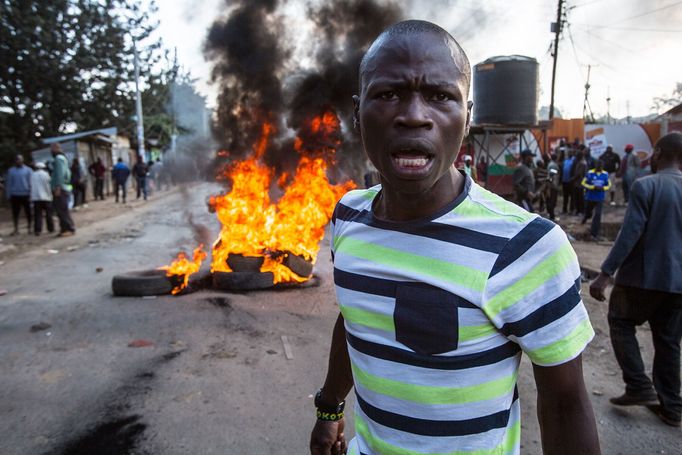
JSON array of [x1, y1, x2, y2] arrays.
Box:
[[567, 0, 608, 10], [611, 0, 682, 25], [573, 23, 682, 32]]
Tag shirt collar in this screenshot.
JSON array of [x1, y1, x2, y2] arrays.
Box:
[[656, 167, 682, 177]]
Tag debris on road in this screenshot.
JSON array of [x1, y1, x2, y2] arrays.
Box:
[[266, 349, 277, 355], [128, 339, 154, 348], [281, 335, 294, 360], [47, 249, 59, 254], [592, 390, 604, 396], [66, 246, 79, 252], [96, 267, 103, 273], [30, 322, 52, 332], [141, 296, 157, 300], [0, 289, 7, 296]]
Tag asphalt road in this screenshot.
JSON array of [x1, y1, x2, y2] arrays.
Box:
[[0, 183, 678, 454]]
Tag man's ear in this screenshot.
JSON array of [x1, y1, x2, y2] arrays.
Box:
[[464, 100, 473, 137], [352, 95, 361, 133]]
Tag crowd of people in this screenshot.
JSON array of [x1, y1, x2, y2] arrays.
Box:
[[3, 144, 167, 237], [510, 141, 647, 240]]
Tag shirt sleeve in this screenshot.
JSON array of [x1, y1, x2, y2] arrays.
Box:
[[330, 203, 338, 263], [601, 179, 649, 276], [482, 218, 594, 366]]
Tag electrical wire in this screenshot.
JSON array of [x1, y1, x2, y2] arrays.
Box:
[[610, 0, 682, 25], [573, 23, 682, 32], [567, 0, 608, 10]]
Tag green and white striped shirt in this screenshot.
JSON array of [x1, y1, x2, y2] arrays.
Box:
[[331, 176, 594, 455]]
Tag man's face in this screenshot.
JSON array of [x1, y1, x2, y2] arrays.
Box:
[[354, 32, 471, 196], [596, 160, 603, 171], [15, 155, 23, 167], [523, 154, 534, 166], [50, 144, 60, 156]]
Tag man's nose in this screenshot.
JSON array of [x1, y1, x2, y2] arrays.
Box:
[[395, 95, 433, 129]]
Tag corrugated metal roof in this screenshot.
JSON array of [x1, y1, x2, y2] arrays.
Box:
[[41, 127, 117, 144], [662, 102, 682, 117]]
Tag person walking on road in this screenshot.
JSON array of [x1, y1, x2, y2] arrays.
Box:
[[590, 132, 682, 428], [571, 150, 588, 216], [88, 157, 106, 200], [133, 156, 148, 201], [5, 154, 32, 235], [546, 152, 561, 221], [512, 149, 536, 212], [70, 157, 87, 208], [50, 144, 76, 237], [30, 162, 54, 236], [111, 158, 131, 203], [581, 159, 610, 241], [561, 147, 575, 214], [619, 144, 640, 204], [462, 154, 477, 181], [310, 20, 600, 455], [600, 145, 620, 205]]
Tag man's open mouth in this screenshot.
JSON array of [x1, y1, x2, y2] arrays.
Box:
[[391, 151, 434, 173]]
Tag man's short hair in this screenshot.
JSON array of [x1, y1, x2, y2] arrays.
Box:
[[359, 20, 471, 94], [655, 132, 682, 162]]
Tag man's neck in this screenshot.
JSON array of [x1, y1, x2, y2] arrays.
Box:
[[375, 170, 465, 222], [656, 162, 681, 173]]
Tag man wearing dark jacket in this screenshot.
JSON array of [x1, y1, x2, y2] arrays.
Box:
[[590, 132, 682, 427], [600, 145, 620, 205], [512, 149, 536, 212], [88, 157, 106, 200], [111, 158, 131, 203], [571, 150, 588, 216], [133, 156, 148, 201]]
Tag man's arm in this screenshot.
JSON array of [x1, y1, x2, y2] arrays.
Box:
[[590, 180, 649, 300], [533, 355, 601, 454], [310, 313, 353, 455]]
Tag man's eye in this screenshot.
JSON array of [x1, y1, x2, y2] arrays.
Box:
[[378, 91, 398, 101], [430, 92, 452, 101]]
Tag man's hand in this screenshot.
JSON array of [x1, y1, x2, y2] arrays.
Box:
[[527, 191, 535, 200], [310, 418, 346, 455], [589, 272, 612, 301], [53, 186, 61, 197]]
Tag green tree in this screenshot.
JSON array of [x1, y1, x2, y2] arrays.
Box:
[[0, 0, 172, 169]]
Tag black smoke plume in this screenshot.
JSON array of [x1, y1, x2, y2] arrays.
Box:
[[203, 0, 289, 157], [204, 0, 405, 181]]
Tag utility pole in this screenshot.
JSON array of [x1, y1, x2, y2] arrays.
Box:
[[133, 38, 145, 161], [170, 47, 178, 155], [606, 87, 612, 124], [582, 64, 595, 123], [549, 0, 564, 120]]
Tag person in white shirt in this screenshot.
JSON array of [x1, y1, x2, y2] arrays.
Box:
[[30, 162, 54, 235]]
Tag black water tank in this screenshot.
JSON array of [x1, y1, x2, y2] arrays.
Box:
[[472, 55, 539, 126]]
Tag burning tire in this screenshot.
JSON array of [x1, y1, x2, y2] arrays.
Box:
[[282, 252, 313, 278], [226, 254, 265, 272], [213, 271, 274, 291], [112, 269, 178, 296]]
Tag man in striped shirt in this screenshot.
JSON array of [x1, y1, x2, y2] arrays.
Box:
[[310, 20, 600, 455]]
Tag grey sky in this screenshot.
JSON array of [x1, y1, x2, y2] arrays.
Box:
[[152, 0, 682, 119]]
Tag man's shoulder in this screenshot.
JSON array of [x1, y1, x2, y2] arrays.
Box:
[[454, 183, 537, 227], [338, 186, 379, 208]]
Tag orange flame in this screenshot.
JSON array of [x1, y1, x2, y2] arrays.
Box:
[[159, 244, 207, 295], [210, 111, 355, 284]]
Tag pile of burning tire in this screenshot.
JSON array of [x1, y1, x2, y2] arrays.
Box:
[[111, 252, 314, 296]]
